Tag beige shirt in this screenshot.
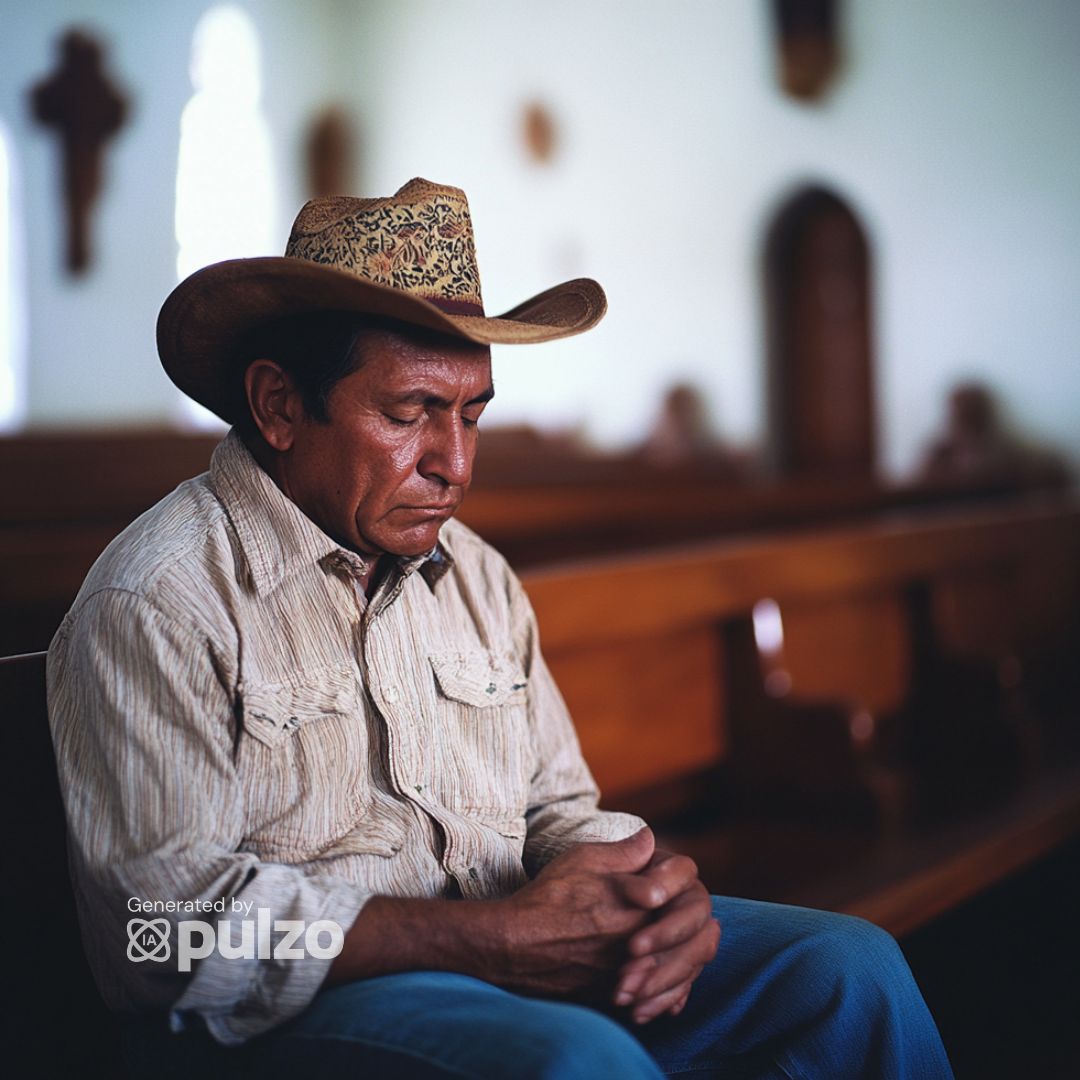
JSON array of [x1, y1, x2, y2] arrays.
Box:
[[47, 431, 643, 1046]]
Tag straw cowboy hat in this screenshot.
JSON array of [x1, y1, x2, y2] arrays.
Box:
[[157, 176, 607, 422]]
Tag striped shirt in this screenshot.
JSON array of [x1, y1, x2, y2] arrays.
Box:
[[46, 430, 643, 1046]]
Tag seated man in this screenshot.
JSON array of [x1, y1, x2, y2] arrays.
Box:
[[48, 178, 953, 1079]]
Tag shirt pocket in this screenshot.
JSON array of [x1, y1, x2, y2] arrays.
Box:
[[428, 650, 533, 830], [238, 664, 394, 862], [242, 667, 357, 749]]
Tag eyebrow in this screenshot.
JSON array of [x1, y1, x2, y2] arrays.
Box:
[[389, 385, 496, 408]]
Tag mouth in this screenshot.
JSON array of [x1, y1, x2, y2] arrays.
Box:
[[399, 503, 459, 516]]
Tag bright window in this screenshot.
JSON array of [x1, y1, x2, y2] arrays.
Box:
[[0, 119, 27, 432], [174, 5, 278, 427]]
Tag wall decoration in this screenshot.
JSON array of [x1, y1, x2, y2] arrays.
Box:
[[306, 105, 355, 198], [522, 101, 556, 164], [30, 29, 127, 274], [771, 0, 841, 101]]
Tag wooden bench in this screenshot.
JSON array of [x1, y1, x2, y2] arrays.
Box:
[[0, 428, 1053, 654], [7, 484, 1078, 936], [1, 651, 126, 1074], [523, 497, 1080, 935]]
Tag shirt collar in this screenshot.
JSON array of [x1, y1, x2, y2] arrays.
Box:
[[209, 430, 453, 597]]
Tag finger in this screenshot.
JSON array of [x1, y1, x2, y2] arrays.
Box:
[[622, 942, 700, 1005], [629, 889, 713, 957], [613, 953, 658, 1005], [574, 827, 655, 874], [632, 982, 693, 1025], [634, 953, 701, 1006], [613, 871, 670, 912], [668, 988, 691, 1017], [615, 852, 700, 912], [617, 952, 658, 980], [635, 852, 700, 902], [628, 923, 719, 1002]]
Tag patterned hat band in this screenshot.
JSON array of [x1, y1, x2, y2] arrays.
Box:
[[157, 176, 607, 423], [285, 179, 487, 316]]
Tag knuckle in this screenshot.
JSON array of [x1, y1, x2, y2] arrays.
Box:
[[681, 854, 700, 877], [667, 854, 696, 880]]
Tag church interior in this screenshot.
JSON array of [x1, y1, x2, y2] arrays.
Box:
[[2, 2, 1079, 1076]]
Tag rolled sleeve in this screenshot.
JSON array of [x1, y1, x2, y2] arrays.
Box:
[[169, 866, 370, 1045], [47, 588, 369, 1044]]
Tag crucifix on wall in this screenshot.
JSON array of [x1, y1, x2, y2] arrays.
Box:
[[30, 29, 128, 275]]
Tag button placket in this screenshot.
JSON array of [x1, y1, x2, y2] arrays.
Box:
[[364, 608, 431, 809]]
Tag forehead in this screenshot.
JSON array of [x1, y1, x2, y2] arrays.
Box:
[[351, 328, 492, 393]]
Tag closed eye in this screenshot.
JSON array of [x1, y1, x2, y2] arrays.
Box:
[[462, 401, 489, 428], [384, 412, 422, 427]]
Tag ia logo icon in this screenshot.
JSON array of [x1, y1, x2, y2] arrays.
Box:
[[127, 918, 171, 962]]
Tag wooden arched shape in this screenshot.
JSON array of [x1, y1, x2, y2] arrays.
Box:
[[764, 187, 875, 478]]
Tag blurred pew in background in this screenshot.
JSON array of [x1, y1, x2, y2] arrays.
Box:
[[525, 500, 1080, 935], [0, 428, 1066, 653]]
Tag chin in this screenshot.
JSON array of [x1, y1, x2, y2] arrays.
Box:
[[380, 524, 445, 558]]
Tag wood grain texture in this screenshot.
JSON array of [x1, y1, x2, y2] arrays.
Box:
[[546, 627, 725, 798], [522, 500, 1080, 650]]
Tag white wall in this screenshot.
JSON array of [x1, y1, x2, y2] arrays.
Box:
[[340, 0, 1080, 474], [2, 0, 1078, 476], [0, 0, 340, 427]]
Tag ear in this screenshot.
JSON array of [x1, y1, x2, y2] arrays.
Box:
[[245, 360, 302, 451]]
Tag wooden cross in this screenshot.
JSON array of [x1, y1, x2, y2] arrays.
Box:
[[30, 30, 127, 274]]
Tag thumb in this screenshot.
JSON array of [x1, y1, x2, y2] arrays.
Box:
[[601, 826, 655, 871]]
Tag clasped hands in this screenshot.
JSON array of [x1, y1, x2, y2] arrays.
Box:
[[502, 826, 720, 1025]]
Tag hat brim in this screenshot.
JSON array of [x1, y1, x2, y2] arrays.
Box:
[[157, 257, 607, 422]]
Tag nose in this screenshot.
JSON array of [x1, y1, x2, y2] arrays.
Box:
[[418, 414, 473, 488]]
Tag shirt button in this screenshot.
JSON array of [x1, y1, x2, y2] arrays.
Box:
[[383, 686, 399, 704]]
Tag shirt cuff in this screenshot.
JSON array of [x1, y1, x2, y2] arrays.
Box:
[[523, 809, 648, 874], [168, 866, 372, 1046]]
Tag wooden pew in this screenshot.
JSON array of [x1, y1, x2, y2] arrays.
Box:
[[0, 431, 221, 655], [1, 651, 125, 1073], [4, 428, 1078, 933], [524, 499, 1079, 787], [0, 427, 1060, 654], [720, 591, 912, 823], [522, 498, 1080, 934]]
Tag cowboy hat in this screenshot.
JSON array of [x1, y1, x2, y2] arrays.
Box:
[[157, 177, 607, 421]]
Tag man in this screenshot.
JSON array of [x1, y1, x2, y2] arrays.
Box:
[[48, 178, 953, 1078]]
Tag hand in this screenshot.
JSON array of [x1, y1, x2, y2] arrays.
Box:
[[496, 827, 659, 1003], [612, 849, 720, 1024]]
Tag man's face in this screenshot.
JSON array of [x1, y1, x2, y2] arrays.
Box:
[[277, 329, 493, 558]]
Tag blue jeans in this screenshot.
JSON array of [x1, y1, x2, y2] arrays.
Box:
[[122, 897, 954, 1078]]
